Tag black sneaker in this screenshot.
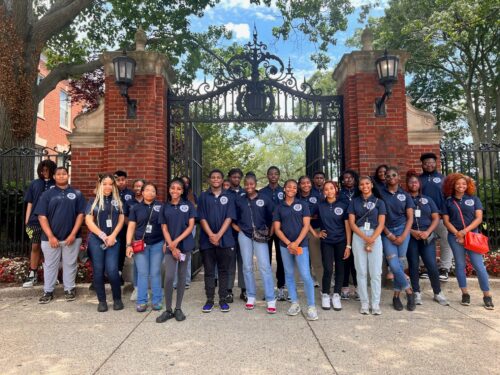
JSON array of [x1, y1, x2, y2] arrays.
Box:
[[38, 292, 54, 304], [407, 293, 416, 311], [97, 301, 108, 312], [483, 296, 494, 310], [240, 289, 247, 302], [174, 308, 186, 321], [439, 268, 449, 282], [156, 309, 174, 323], [65, 288, 76, 302], [419, 271, 429, 279], [461, 293, 471, 306], [22, 270, 38, 288], [226, 291, 234, 303], [113, 300, 124, 311], [393, 296, 404, 311]]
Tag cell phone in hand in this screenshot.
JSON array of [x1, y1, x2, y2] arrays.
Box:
[[179, 253, 186, 262]]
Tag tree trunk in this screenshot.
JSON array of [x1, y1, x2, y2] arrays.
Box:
[[0, 102, 35, 150]]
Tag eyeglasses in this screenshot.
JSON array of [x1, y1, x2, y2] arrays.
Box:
[[385, 173, 398, 178]]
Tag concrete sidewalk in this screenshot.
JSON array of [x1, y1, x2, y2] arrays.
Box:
[[0, 274, 499, 375]]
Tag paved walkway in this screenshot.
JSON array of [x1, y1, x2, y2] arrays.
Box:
[[0, 273, 499, 375]]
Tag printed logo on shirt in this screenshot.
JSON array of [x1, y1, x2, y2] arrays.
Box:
[[334, 207, 344, 216], [366, 201, 376, 210], [220, 196, 229, 205], [397, 194, 406, 202], [66, 192, 76, 200], [433, 177, 442, 183], [256, 199, 265, 207], [464, 199, 474, 207], [309, 197, 318, 204], [153, 204, 161, 212], [420, 197, 429, 205], [124, 194, 132, 201], [278, 192, 284, 200], [111, 199, 119, 207], [180, 204, 189, 213], [293, 204, 302, 212], [49, 185, 55, 189]]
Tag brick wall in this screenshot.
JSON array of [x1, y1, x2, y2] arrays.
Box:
[[70, 148, 103, 199]]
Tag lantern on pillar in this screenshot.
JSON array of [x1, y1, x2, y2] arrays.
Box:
[[113, 52, 137, 119], [374, 50, 399, 117]]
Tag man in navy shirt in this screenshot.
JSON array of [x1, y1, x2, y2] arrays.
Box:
[[259, 166, 286, 300], [419, 153, 452, 281], [35, 167, 86, 304], [23, 159, 57, 288], [115, 170, 133, 284], [312, 171, 326, 198], [225, 168, 246, 302], [198, 169, 237, 313]]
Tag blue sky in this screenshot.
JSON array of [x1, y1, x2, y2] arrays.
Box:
[[188, 0, 387, 82]]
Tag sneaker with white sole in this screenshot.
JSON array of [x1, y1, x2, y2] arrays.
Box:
[[245, 296, 256, 310], [23, 270, 38, 288], [267, 299, 277, 314], [307, 306, 319, 321], [371, 304, 382, 315], [414, 292, 423, 305], [360, 303, 369, 315], [353, 289, 360, 301], [130, 287, 138, 301], [287, 302, 301, 316], [340, 289, 350, 300], [321, 293, 331, 310], [277, 287, 287, 301], [434, 292, 449, 306], [332, 293, 342, 311]]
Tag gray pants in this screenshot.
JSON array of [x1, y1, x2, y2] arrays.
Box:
[[41, 239, 82, 293], [164, 251, 191, 310], [435, 220, 453, 271]]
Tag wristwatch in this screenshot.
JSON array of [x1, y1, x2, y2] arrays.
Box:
[[126, 243, 131, 247]]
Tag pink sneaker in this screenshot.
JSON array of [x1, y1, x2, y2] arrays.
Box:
[[245, 302, 255, 310], [267, 306, 277, 314]]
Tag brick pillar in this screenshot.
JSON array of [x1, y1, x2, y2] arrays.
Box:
[[333, 29, 413, 177]]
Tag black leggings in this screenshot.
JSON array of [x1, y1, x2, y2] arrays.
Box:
[[342, 251, 357, 288], [321, 241, 346, 294], [268, 234, 285, 288]]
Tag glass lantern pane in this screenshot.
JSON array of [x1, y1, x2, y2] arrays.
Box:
[[126, 62, 132, 80]]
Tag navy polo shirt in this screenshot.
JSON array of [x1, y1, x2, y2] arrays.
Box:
[[373, 179, 386, 194], [272, 199, 311, 247], [380, 187, 415, 228], [443, 195, 483, 233], [419, 171, 446, 213], [119, 188, 134, 216], [235, 193, 273, 239], [127, 197, 142, 209], [198, 189, 237, 250], [259, 184, 284, 207], [347, 195, 387, 229], [298, 192, 320, 229], [338, 188, 358, 204], [411, 195, 439, 231], [158, 200, 197, 253], [24, 179, 55, 226], [317, 199, 349, 244], [34, 185, 86, 241], [85, 196, 122, 237], [128, 201, 163, 245]]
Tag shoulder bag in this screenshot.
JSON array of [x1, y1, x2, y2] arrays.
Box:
[[452, 200, 489, 254], [132, 203, 155, 253]]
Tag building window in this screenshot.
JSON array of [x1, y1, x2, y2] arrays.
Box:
[[59, 90, 71, 130], [37, 75, 44, 118]]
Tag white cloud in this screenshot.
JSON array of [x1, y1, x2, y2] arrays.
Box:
[[218, 0, 278, 10], [255, 11, 276, 21], [225, 22, 251, 40]]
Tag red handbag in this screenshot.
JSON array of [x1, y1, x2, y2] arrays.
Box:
[[453, 201, 489, 254], [131, 239, 145, 253]]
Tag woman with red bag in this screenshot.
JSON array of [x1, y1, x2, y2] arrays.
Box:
[[442, 173, 494, 310]]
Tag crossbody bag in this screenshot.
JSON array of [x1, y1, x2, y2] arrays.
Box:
[[248, 199, 270, 243], [132, 203, 155, 253], [452, 200, 489, 254]]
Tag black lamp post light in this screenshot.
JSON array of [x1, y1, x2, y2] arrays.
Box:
[[113, 52, 137, 119], [374, 50, 399, 117]]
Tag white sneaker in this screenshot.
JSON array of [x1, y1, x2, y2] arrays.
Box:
[[321, 293, 331, 310], [434, 292, 450, 306], [415, 292, 423, 305], [22, 271, 37, 288], [332, 293, 342, 311], [130, 287, 138, 301], [360, 303, 369, 315], [287, 302, 301, 316], [371, 304, 382, 315], [307, 306, 319, 321]]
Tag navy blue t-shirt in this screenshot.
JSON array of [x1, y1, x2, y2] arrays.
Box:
[[443, 195, 483, 233], [272, 199, 311, 248], [380, 187, 415, 228], [317, 199, 349, 244], [235, 193, 273, 240], [259, 184, 284, 207], [128, 201, 163, 245], [85, 196, 123, 238], [158, 200, 197, 253], [419, 171, 445, 213], [118, 188, 134, 216], [298, 192, 321, 229], [198, 189, 237, 250], [34, 185, 86, 241], [24, 179, 55, 226], [411, 195, 439, 231], [347, 195, 387, 229], [338, 187, 358, 204]]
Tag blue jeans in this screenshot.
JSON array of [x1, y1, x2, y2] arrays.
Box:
[[280, 246, 315, 306], [382, 225, 411, 291], [134, 241, 164, 305], [88, 235, 121, 303], [407, 237, 441, 294], [238, 232, 275, 301], [448, 233, 490, 291]]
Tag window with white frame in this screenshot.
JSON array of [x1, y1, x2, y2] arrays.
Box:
[[59, 90, 71, 130], [37, 75, 44, 118]]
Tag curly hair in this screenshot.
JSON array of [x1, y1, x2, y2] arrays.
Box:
[[442, 173, 476, 197]]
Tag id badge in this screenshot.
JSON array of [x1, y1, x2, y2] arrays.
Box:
[[415, 209, 421, 218], [364, 222, 371, 230], [106, 219, 113, 228], [146, 224, 152, 233]]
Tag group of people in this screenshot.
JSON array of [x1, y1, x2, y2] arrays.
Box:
[[22, 152, 494, 323]]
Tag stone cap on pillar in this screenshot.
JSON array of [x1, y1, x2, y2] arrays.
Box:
[[68, 101, 104, 148], [406, 96, 443, 145]]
